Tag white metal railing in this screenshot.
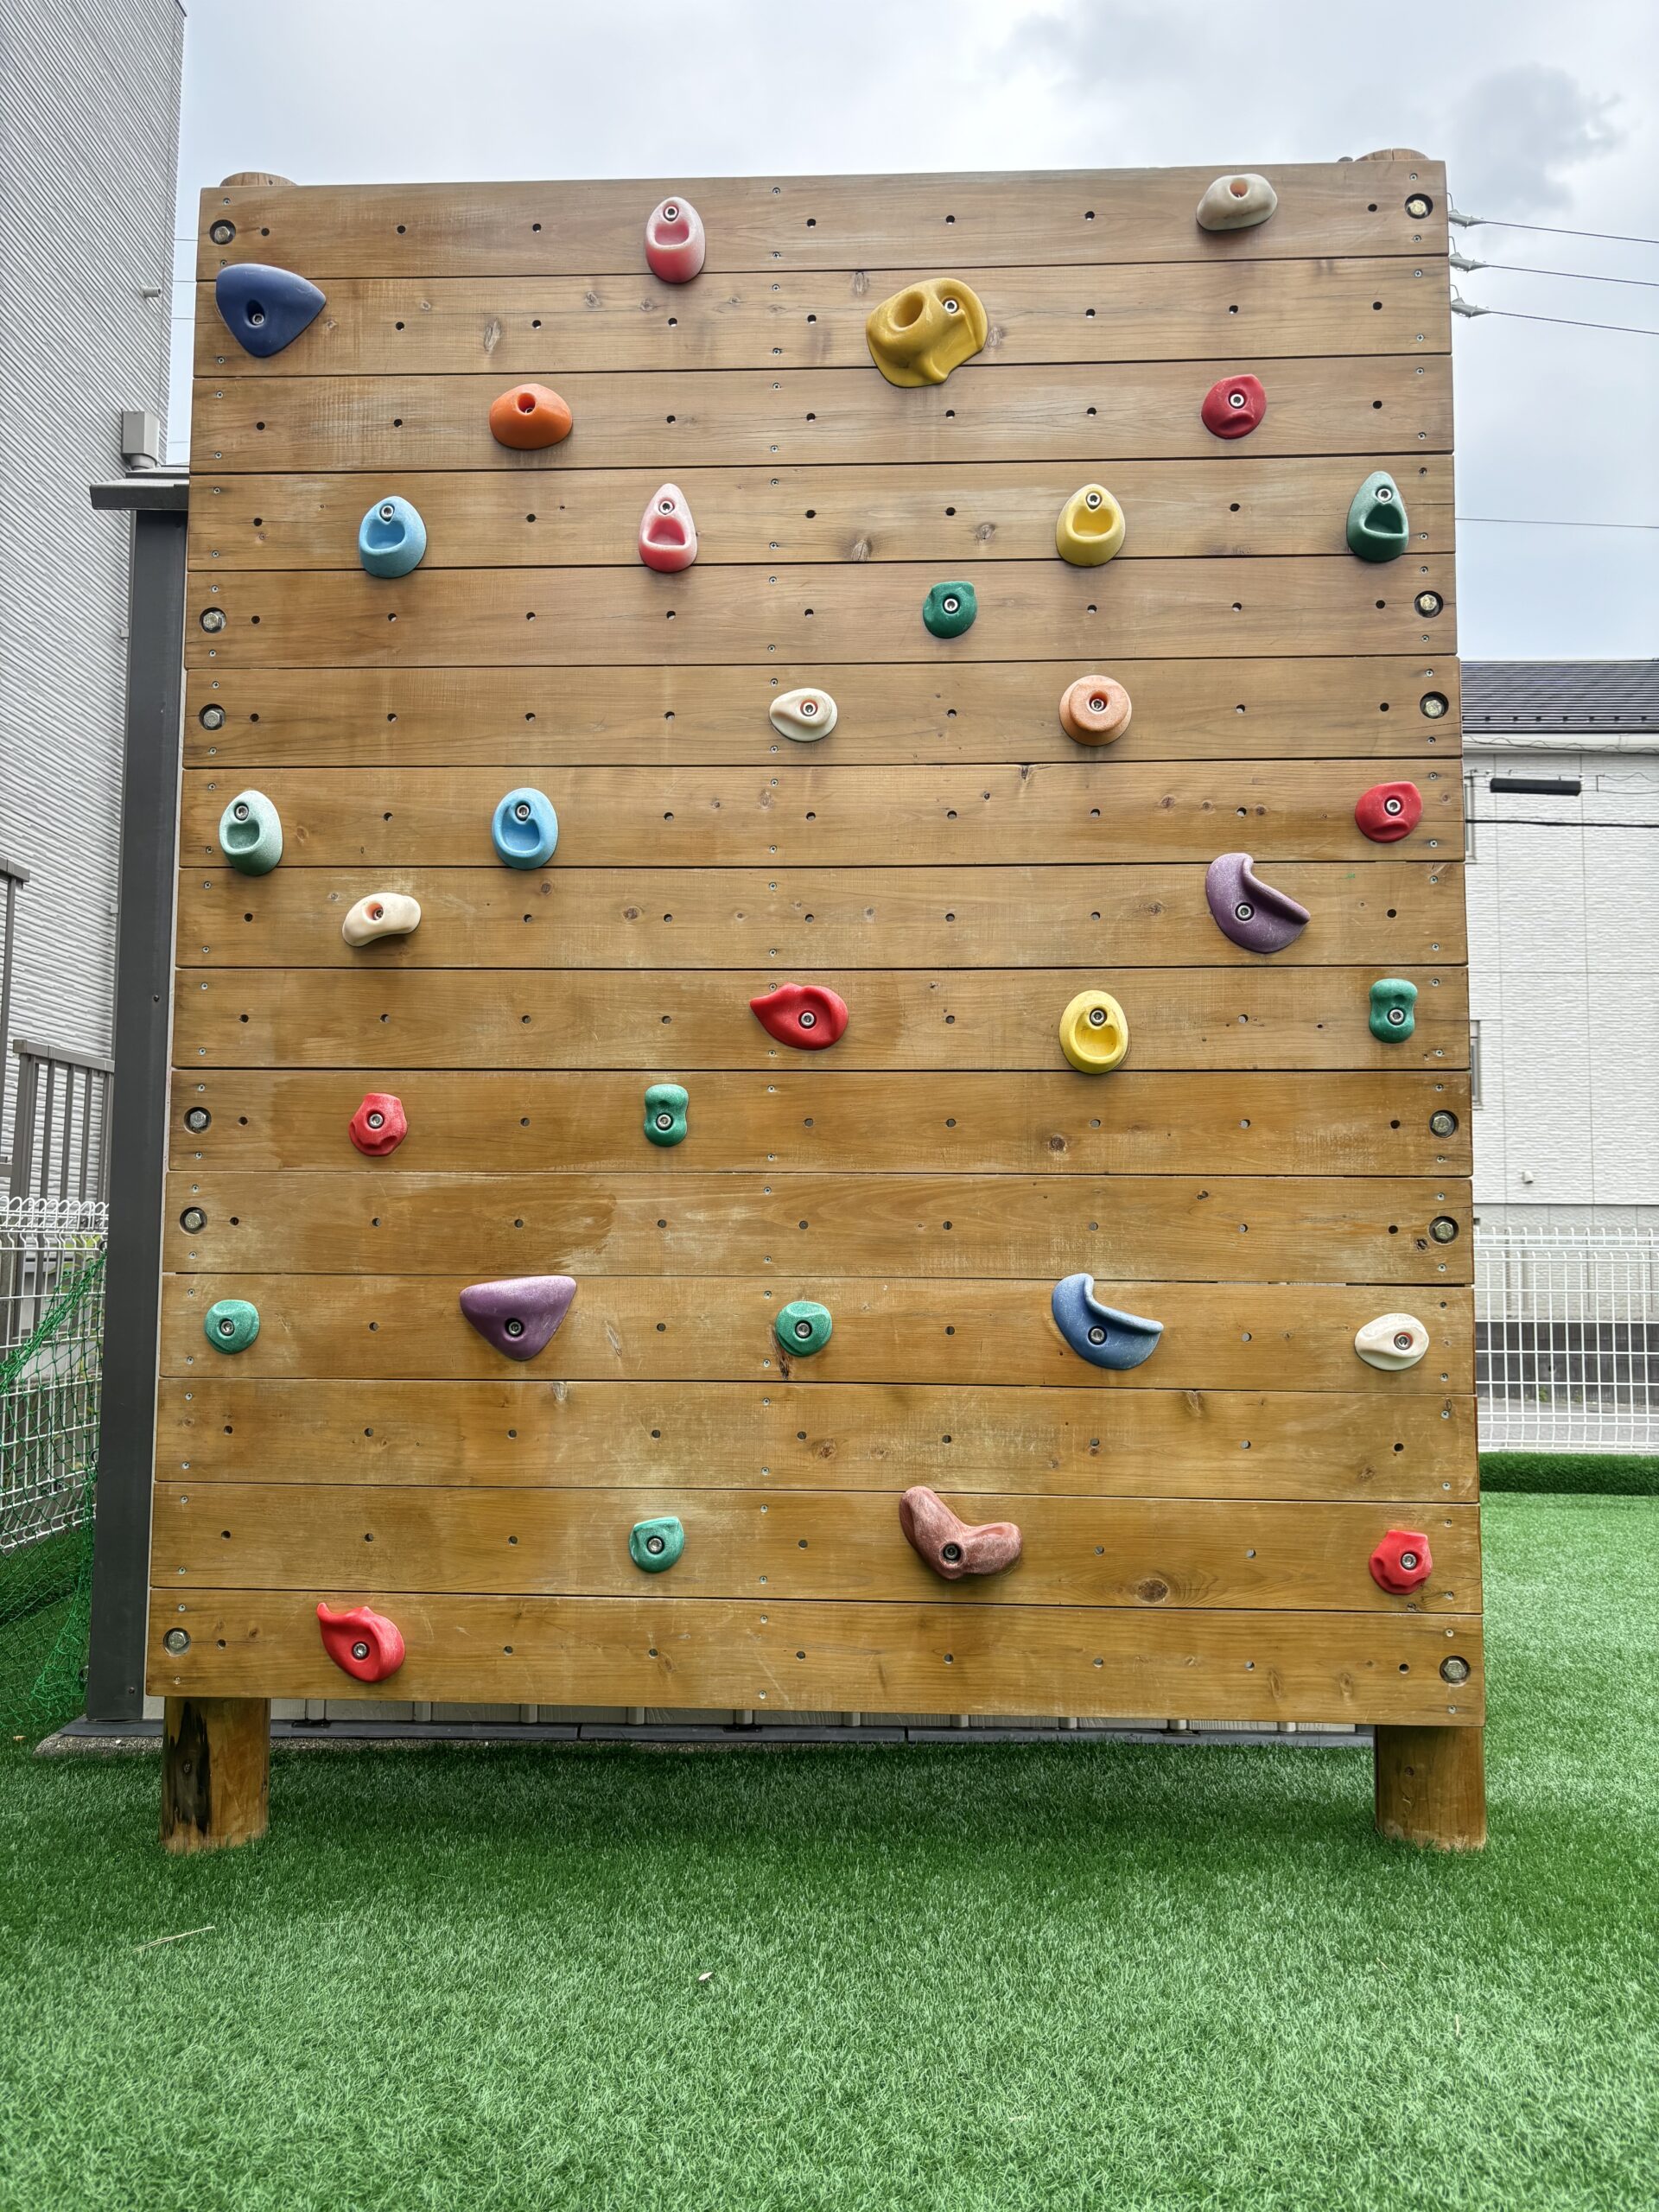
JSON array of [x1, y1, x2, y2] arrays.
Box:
[[1476, 1224, 1658, 1451], [1, 1196, 108, 1553], [8, 1039, 112, 1205]]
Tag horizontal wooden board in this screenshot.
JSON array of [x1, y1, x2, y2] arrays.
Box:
[[195, 258, 1449, 378], [197, 162, 1447, 279], [171, 1069, 1471, 1178], [190, 357, 1450, 477], [183, 658, 1463, 768], [159, 1275, 1471, 1391], [156, 1374, 1476, 1492], [188, 456, 1454, 569], [173, 962, 1470, 1068], [162, 1170, 1471, 1281], [150, 1587, 1483, 1723], [152, 1485, 1479, 1612]]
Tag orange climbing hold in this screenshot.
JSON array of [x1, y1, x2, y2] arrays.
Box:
[[1059, 674, 1132, 746], [488, 383, 572, 449]]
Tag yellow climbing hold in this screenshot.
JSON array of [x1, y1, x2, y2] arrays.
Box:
[[865, 279, 988, 387], [1055, 484, 1126, 567], [1058, 988, 1129, 1074]]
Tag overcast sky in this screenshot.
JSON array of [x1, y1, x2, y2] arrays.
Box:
[[170, 0, 1658, 660]]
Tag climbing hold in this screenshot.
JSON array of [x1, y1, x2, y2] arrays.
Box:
[[1196, 173, 1278, 231], [1354, 1313, 1430, 1370], [217, 790, 283, 875], [644, 197, 706, 283], [644, 1082, 689, 1147], [213, 263, 326, 357], [1055, 484, 1127, 568], [749, 982, 849, 1050], [1369, 1529, 1433, 1596], [629, 1516, 686, 1573], [922, 581, 976, 638], [341, 893, 422, 947], [1368, 978, 1418, 1042], [491, 787, 559, 869], [775, 1300, 833, 1357], [770, 687, 838, 741], [639, 481, 697, 572], [202, 1298, 260, 1354], [316, 1602, 405, 1682], [864, 278, 988, 386], [349, 1092, 407, 1157], [1058, 674, 1132, 746], [899, 1487, 1022, 1581], [1058, 988, 1128, 1074], [1355, 780, 1423, 843], [1051, 1276, 1163, 1370], [1200, 372, 1267, 439], [1345, 470, 1408, 563], [459, 1275, 577, 1361], [358, 495, 427, 578], [488, 383, 573, 449], [1204, 853, 1309, 955]]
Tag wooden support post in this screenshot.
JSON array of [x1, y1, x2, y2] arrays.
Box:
[[162, 1697, 270, 1853], [1374, 1724, 1486, 1851]]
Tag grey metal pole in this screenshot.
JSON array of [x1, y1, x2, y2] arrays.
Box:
[[85, 478, 188, 1720]]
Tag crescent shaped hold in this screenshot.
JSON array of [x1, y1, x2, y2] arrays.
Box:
[[1050, 1275, 1164, 1370], [1204, 853, 1310, 954]]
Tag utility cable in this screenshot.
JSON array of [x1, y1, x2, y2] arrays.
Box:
[[1449, 207, 1659, 248], [1455, 517, 1659, 531], [1452, 251, 1659, 289], [1452, 294, 1659, 337]]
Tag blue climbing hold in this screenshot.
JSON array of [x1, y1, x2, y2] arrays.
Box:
[[491, 787, 558, 869], [1051, 1274, 1163, 1370], [213, 263, 326, 358], [358, 496, 427, 578]]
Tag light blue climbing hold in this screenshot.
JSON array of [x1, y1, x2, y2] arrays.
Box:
[[218, 789, 283, 874], [629, 1516, 685, 1573], [203, 1298, 260, 1354], [491, 787, 558, 869], [213, 263, 326, 358], [1051, 1274, 1163, 1370], [358, 495, 427, 578]]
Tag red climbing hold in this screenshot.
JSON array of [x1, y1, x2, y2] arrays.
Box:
[[644, 197, 706, 284], [349, 1091, 407, 1156], [899, 1487, 1022, 1581], [749, 982, 849, 1050], [1369, 1529, 1433, 1595], [1200, 372, 1267, 440], [317, 1602, 406, 1681], [1355, 780, 1424, 843], [639, 482, 698, 572]]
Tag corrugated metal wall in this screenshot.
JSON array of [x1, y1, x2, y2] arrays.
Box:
[[0, 0, 184, 1154]]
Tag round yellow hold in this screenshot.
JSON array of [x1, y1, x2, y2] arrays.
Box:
[[1058, 988, 1129, 1073], [1055, 483, 1126, 566]]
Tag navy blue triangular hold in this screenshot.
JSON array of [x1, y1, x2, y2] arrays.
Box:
[[214, 262, 325, 358]]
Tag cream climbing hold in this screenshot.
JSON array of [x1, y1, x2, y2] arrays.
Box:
[[1058, 675, 1132, 747], [1058, 988, 1128, 1074], [1196, 173, 1278, 231], [639, 482, 697, 572], [1354, 1313, 1430, 1370], [644, 197, 706, 283], [770, 687, 837, 741], [865, 278, 988, 386], [1055, 484, 1126, 567], [341, 893, 422, 947]]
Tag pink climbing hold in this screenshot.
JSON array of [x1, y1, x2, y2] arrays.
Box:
[[899, 1487, 1022, 1581], [645, 196, 706, 283], [317, 1602, 406, 1682], [639, 482, 698, 572], [459, 1275, 578, 1361]]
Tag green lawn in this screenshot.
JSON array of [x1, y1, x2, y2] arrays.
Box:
[[1, 1495, 1654, 2212]]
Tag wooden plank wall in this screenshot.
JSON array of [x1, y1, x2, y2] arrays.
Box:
[[157, 159, 1479, 1727]]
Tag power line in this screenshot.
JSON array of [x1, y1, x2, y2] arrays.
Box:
[[1452, 251, 1659, 289], [1455, 516, 1659, 531], [1452, 298, 1659, 338], [1450, 209, 1659, 248], [1469, 820, 1659, 830]]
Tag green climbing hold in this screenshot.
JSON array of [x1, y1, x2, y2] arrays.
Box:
[[218, 790, 283, 875], [776, 1299, 833, 1357], [644, 1082, 689, 1147], [629, 1516, 685, 1573], [1369, 977, 1418, 1041], [922, 581, 976, 639], [1346, 471, 1409, 563], [203, 1297, 260, 1354]]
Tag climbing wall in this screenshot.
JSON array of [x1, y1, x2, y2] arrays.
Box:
[[156, 162, 1481, 1731]]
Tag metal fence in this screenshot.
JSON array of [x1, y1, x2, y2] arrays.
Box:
[[1, 1196, 108, 1554], [8, 1039, 112, 1204], [1476, 1224, 1659, 1452]]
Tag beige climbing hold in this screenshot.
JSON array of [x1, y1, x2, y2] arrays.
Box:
[[1196, 173, 1278, 232], [1354, 1313, 1430, 1370], [769, 687, 837, 741], [342, 892, 422, 947]]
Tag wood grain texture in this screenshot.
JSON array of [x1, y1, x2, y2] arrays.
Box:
[[181, 761, 1459, 871], [156, 1373, 1477, 1491], [184, 658, 1462, 768], [1375, 1723, 1487, 1848], [150, 1587, 1483, 1723], [173, 962, 1470, 1066], [161, 1696, 270, 1853], [196, 162, 1447, 279], [152, 1485, 1479, 1612], [162, 1169, 1471, 1281], [188, 455, 1454, 569], [190, 358, 1449, 478], [169, 1069, 1471, 1178]]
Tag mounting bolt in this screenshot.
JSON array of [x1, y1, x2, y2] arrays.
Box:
[[1429, 1216, 1459, 1243], [200, 607, 226, 632], [1414, 590, 1444, 619], [199, 705, 226, 729], [1428, 1109, 1459, 1137], [163, 1628, 191, 1654], [1440, 1655, 1471, 1684], [209, 219, 236, 245], [1404, 194, 1434, 219], [179, 1207, 207, 1233], [184, 1108, 211, 1134]]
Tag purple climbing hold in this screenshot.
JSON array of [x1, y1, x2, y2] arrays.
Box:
[[458, 1274, 577, 1361], [1204, 852, 1310, 955]]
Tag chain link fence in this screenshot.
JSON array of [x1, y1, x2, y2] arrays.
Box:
[[1476, 1224, 1658, 1452]]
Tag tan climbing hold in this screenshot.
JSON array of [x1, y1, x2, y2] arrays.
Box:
[[341, 892, 422, 947], [769, 687, 837, 741], [1196, 173, 1278, 231], [1059, 674, 1132, 746]]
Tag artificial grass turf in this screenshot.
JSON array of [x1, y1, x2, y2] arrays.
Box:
[[1, 1496, 1654, 2212]]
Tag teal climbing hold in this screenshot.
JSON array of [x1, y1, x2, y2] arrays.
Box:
[[1346, 471, 1408, 563], [358, 495, 427, 577], [491, 787, 558, 869], [1369, 977, 1418, 1041], [922, 581, 976, 638], [629, 1516, 685, 1573], [202, 1297, 260, 1354], [644, 1082, 689, 1147], [776, 1300, 833, 1357], [218, 790, 283, 874]]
